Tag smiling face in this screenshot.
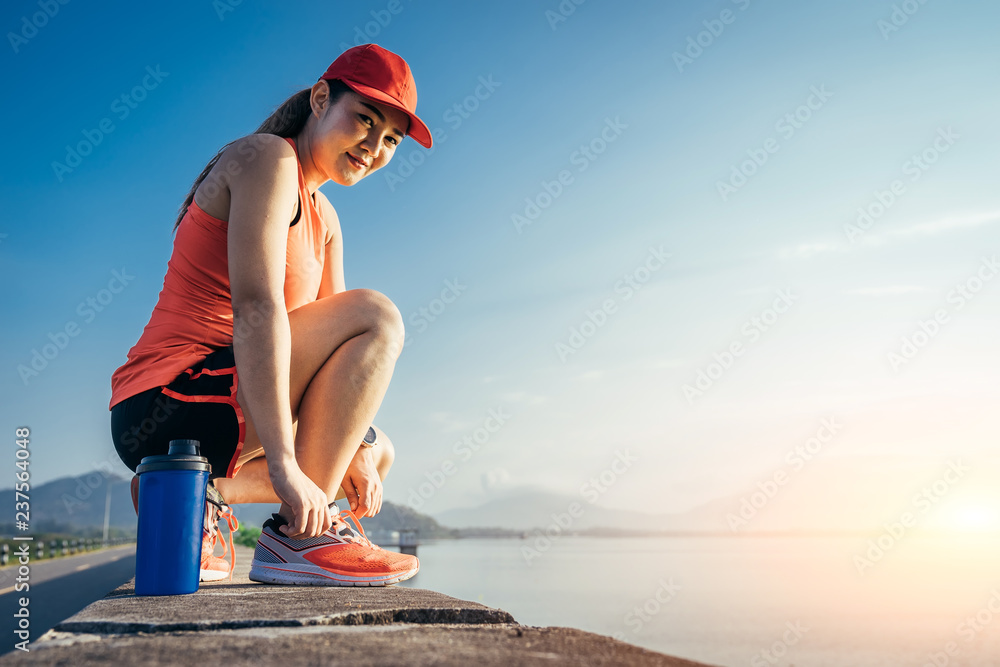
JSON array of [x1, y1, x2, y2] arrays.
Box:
[[307, 80, 410, 186]]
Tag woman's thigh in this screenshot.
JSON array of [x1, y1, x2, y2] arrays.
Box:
[[111, 346, 244, 479], [233, 289, 404, 461]]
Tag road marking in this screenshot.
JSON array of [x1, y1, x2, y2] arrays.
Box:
[[0, 547, 135, 596]]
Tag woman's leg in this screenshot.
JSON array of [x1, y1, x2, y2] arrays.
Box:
[[216, 427, 396, 505], [213, 289, 402, 518]]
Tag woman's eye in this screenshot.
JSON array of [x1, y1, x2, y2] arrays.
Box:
[[358, 113, 396, 146]]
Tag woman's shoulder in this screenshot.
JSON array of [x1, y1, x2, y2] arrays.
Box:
[[195, 134, 299, 222], [221, 133, 297, 170]]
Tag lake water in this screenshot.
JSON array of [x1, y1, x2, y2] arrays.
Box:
[[397, 534, 1000, 666]]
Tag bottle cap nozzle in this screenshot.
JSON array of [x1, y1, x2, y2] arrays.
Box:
[[167, 439, 201, 457]]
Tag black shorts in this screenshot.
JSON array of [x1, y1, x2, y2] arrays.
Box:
[[111, 345, 246, 480]]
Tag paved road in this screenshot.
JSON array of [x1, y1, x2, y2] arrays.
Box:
[[0, 544, 135, 656]]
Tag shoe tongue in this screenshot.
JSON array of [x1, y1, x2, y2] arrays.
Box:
[[328, 506, 360, 540], [265, 512, 288, 530], [333, 520, 357, 540]]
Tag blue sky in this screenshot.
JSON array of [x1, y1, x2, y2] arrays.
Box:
[[2, 0, 999, 526]]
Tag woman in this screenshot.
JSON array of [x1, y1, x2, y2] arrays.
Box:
[[109, 44, 432, 586]]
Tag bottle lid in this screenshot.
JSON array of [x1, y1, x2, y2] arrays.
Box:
[[136, 439, 212, 474]]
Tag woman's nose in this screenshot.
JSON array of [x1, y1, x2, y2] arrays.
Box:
[[360, 134, 381, 160]]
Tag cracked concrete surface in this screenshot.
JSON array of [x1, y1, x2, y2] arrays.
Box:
[[1, 546, 712, 666]]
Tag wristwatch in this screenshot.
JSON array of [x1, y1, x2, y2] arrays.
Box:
[[360, 426, 377, 448]]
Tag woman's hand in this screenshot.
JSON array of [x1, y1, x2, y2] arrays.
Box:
[[268, 461, 332, 539], [340, 446, 382, 517]]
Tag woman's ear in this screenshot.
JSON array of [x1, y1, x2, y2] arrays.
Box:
[[310, 80, 331, 118]]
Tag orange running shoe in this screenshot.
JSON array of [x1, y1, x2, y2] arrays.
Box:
[[130, 474, 238, 582], [200, 481, 238, 582], [248, 505, 418, 586]]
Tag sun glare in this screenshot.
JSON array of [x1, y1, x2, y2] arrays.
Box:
[[951, 504, 1000, 532]]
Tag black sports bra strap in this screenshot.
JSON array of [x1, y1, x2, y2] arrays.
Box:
[[290, 195, 301, 227]]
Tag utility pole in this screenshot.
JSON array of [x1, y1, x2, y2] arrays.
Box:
[[102, 480, 112, 546]]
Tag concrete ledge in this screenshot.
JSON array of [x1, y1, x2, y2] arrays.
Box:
[[13, 625, 711, 666], [4, 546, 712, 666], [56, 585, 514, 635]]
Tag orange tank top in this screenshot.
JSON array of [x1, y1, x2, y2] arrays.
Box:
[[109, 136, 327, 409]]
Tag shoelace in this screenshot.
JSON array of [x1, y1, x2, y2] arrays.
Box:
[[206, 495, 240, 581], [329, 505, 380, 551]]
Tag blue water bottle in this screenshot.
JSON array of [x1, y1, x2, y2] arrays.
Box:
[[134, 439, 211, 595]]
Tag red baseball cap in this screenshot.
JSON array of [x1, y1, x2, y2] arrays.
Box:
[[320, 44, 432, 148]]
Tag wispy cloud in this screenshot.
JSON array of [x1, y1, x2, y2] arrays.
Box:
[[652, 358, 687, 369], [844, 285, 934, 297], [776, 241, 842, 260], [425, 411, 474, 433], [776, 210, 1000, 261], [862, 210, 1000, 246], [498, 391, 548, 406]]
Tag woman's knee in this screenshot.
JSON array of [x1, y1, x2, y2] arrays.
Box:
[[346, 288, 405, 354]]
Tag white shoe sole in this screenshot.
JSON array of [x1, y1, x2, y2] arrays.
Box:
[[248, 561, 418, 587], [200, 568, 230, 582]]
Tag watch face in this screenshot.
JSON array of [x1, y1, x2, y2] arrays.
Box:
[[363, 426, 377, 445]]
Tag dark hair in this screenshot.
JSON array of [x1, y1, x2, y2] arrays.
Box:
[[172, 79, 351, 232]]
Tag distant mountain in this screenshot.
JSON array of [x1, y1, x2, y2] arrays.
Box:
[[432, 487, 713, 533], [12, 455, 969, 540], [433, 456, 1000, 534], [0, 474, 451, 541], [0, 473, 137, 537], [231, 500, 454, 539]]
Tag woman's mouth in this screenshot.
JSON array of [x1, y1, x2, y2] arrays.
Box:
[[346, 153, 367, 170]]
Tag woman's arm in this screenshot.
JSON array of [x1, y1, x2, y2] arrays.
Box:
[[316, 192, 346, 298], [226, 135, 331, 536], [227, 135, 298, 465]]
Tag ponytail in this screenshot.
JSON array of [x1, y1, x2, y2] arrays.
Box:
[[172, 79, 350, 232]]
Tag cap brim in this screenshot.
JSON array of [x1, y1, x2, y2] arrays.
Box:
[[337, 79, 433, 149]]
